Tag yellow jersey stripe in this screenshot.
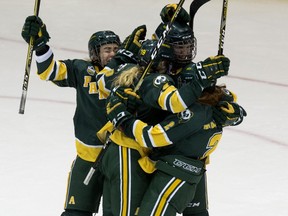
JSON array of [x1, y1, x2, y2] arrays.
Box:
[[97, 75, 110, 100], [147, 124, 172, 148], [158, 84, 187, 113], [133, 120, 148, 148], [38, 59, 56, 80], [132, 120, 172, 148], [158, 84, 176, 110], [75, 139, 103, 162], [54, 61, 68, 80], [153, 178, 184, 215], [168, 90, 187, 113], [120, 146, 131, 216], [38, 60, 68, 81]]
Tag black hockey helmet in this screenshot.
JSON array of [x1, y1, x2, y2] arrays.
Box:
[[88, 30, 121, 64], [154, 21, 197, 64]]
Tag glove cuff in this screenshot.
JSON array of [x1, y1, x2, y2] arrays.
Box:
[[35, 44, 49, 55], [118, 117, 136, 138], [117, 49, 138, 63]]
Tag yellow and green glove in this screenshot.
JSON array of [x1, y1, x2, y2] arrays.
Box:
[[213, 101, 247, 127]]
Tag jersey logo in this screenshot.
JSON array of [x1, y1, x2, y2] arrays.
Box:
[[154, 75, 168, 86], [187, 202, 201, 208], [87, 66, 96, 76], [117, 63, 128, 72], [196, 62, 207, 80], [173, 158, 202, 174], [178, 109, 193, 123]]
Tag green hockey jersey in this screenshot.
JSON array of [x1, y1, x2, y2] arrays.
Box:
[[35, 46, 107, 162]]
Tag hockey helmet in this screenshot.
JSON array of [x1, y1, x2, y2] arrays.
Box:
[[88, 30, 121, 64], [154, 21, 197, 64], [138, 39, 173, 73]]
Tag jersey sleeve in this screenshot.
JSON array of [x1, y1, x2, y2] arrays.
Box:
[[96, 63, 132, 100], [139, 73, 203, 113], [35, 46, 88, 88], [122, 103, 209, 148], [35, 46, 69, 86], [96, 67, 116, 100]]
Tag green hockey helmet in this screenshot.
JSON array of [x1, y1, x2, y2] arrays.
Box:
[[88, 30, 121, 64], [154, 21, 197, 64]]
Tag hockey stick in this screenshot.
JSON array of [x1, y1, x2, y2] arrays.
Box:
[[208, 0, 228, 88], [218, 0, 228, 55], [83, 137, 110, 185], [19, 0, 41, 114], [83, 0, 187, 186]]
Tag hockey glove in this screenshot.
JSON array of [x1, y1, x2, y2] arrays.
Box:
[[194, 55, 230, 88], [21, 16, 50, 51], [213, 101, 247, 127], [113, 25, 146, 64], [112, 87, 142, 114], [160, 4, 190, 23], [106, 94, 133, 128], [220, 88, 237, 103], [119, 25, 147, 58]]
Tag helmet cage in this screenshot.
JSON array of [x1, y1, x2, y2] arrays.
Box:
[[169, 36, 197, 64]]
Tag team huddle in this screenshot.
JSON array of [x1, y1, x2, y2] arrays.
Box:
[[21, 2, 246, 216]]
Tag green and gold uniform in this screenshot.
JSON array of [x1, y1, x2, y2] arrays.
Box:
[[96, 64, 209, 216], [35, 46, 107, 213], [136, 70, 218, 216], [117, 91, 223, 215]]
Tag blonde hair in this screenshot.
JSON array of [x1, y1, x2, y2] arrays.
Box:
[[112, 65, 143, 88]]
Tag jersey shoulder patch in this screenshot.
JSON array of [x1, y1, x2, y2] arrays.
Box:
[[148, 73, 173, 88], [87, 65, 96, 76]]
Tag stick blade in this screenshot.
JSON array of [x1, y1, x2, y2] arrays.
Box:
[[189, 0, 211, 29]]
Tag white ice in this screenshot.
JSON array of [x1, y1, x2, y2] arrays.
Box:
[[0, 0, 287, 215]]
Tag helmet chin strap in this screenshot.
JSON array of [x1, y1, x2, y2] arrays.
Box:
[[91, 45, 103, 67]]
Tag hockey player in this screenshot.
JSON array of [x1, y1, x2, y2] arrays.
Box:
[[106, 73, 247, 215], [96, 28, 229, 216], [135, 5, 233, 214], [21, 15, 147, 216], [104, 18, 245, 214], [21, 16, 121, 216], [102, 10, 233, 215]]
